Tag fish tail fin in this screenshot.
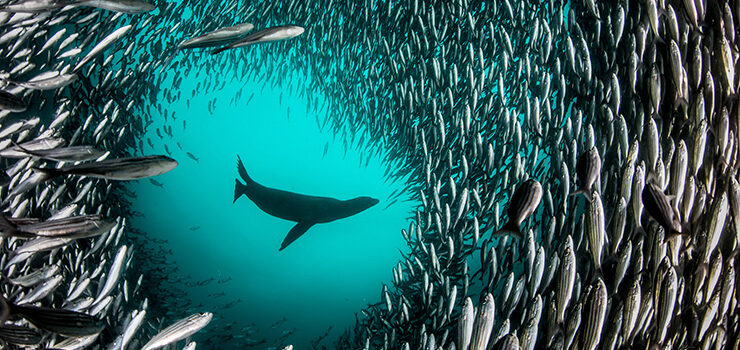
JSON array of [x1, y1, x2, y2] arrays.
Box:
[[234, 179, 247, 204], [31, 167, 62, 181], [0, 213, 16, 237], [0, 294, 10, 324], [491, 220, 523, 239], [569, 188, 592, 202]]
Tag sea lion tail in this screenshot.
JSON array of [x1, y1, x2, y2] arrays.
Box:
[[235, 155, 252, 183], [234, 155, 253, 203], [234, 179, 247, 204]]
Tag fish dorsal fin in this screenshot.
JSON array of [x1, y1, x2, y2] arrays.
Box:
[[279, 222, 314, 251]]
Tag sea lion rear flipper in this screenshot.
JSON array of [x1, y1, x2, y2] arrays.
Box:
[[235, 155, 252, 183], [233, 179, 247, 203], [279, 222, 314, 251]]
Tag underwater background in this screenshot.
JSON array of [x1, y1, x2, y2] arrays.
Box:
[[131, 64, 415, 348]]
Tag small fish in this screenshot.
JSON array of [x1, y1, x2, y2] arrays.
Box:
[[74, 0, 155, 14], [120, 310, 146, 350], [641, 182, 682, 235], [186, 152, 199, 162], [586, 191, 606, 270], [271, 317, 288, 328], [581, 279, 607, 350], [212, 25, 305, 54], [11, 141, 104, 162], [93, 245, 127, 304], [469, 294, 496, 349], [557, 235, 575, 324], [0, 0, 70, 12], [15, 274, 63, 305], [4, 71, 77, 90], [51, 333, 98, 349], [657, 267, 678, 342], [150, 179, 164, 187], [0, 214, 115, 239], [12, 237, 75, 256], [32, 155, 178, 181], [383, 198, 398, 210], [704, 192, 729, 263], [493, 179, 542, 238], [178, 22, 254, 50], [74, 25, 133, 72], [189, 226, 200, 231], [9, 265, 60, 287], [141, 312, 213, 350]]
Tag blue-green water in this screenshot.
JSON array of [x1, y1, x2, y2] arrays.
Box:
[[131, 64, 414, 347]]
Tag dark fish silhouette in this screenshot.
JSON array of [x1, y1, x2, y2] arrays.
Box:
[[642, 182, 682, 235], [493, 179, 542, 238], [186, 152, 199, 163], [571, 147, 601, 201]]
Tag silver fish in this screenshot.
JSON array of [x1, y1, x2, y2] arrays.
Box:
[[32, 155, 178, 181], [141, 312, 213, 350], [556, 235, 575, 324], [75, 0, 154, 13], [179, 22, 255, 50], [212, 25, 305, 54], [581, 279, 607, 350]]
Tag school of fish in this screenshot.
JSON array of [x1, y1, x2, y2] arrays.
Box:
[[1, 0, 740, 348]]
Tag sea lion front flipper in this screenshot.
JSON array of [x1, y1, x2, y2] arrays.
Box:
[[279, 222, 314, 251]]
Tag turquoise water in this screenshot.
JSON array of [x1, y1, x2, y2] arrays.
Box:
[[130, 63, 414, 347]]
